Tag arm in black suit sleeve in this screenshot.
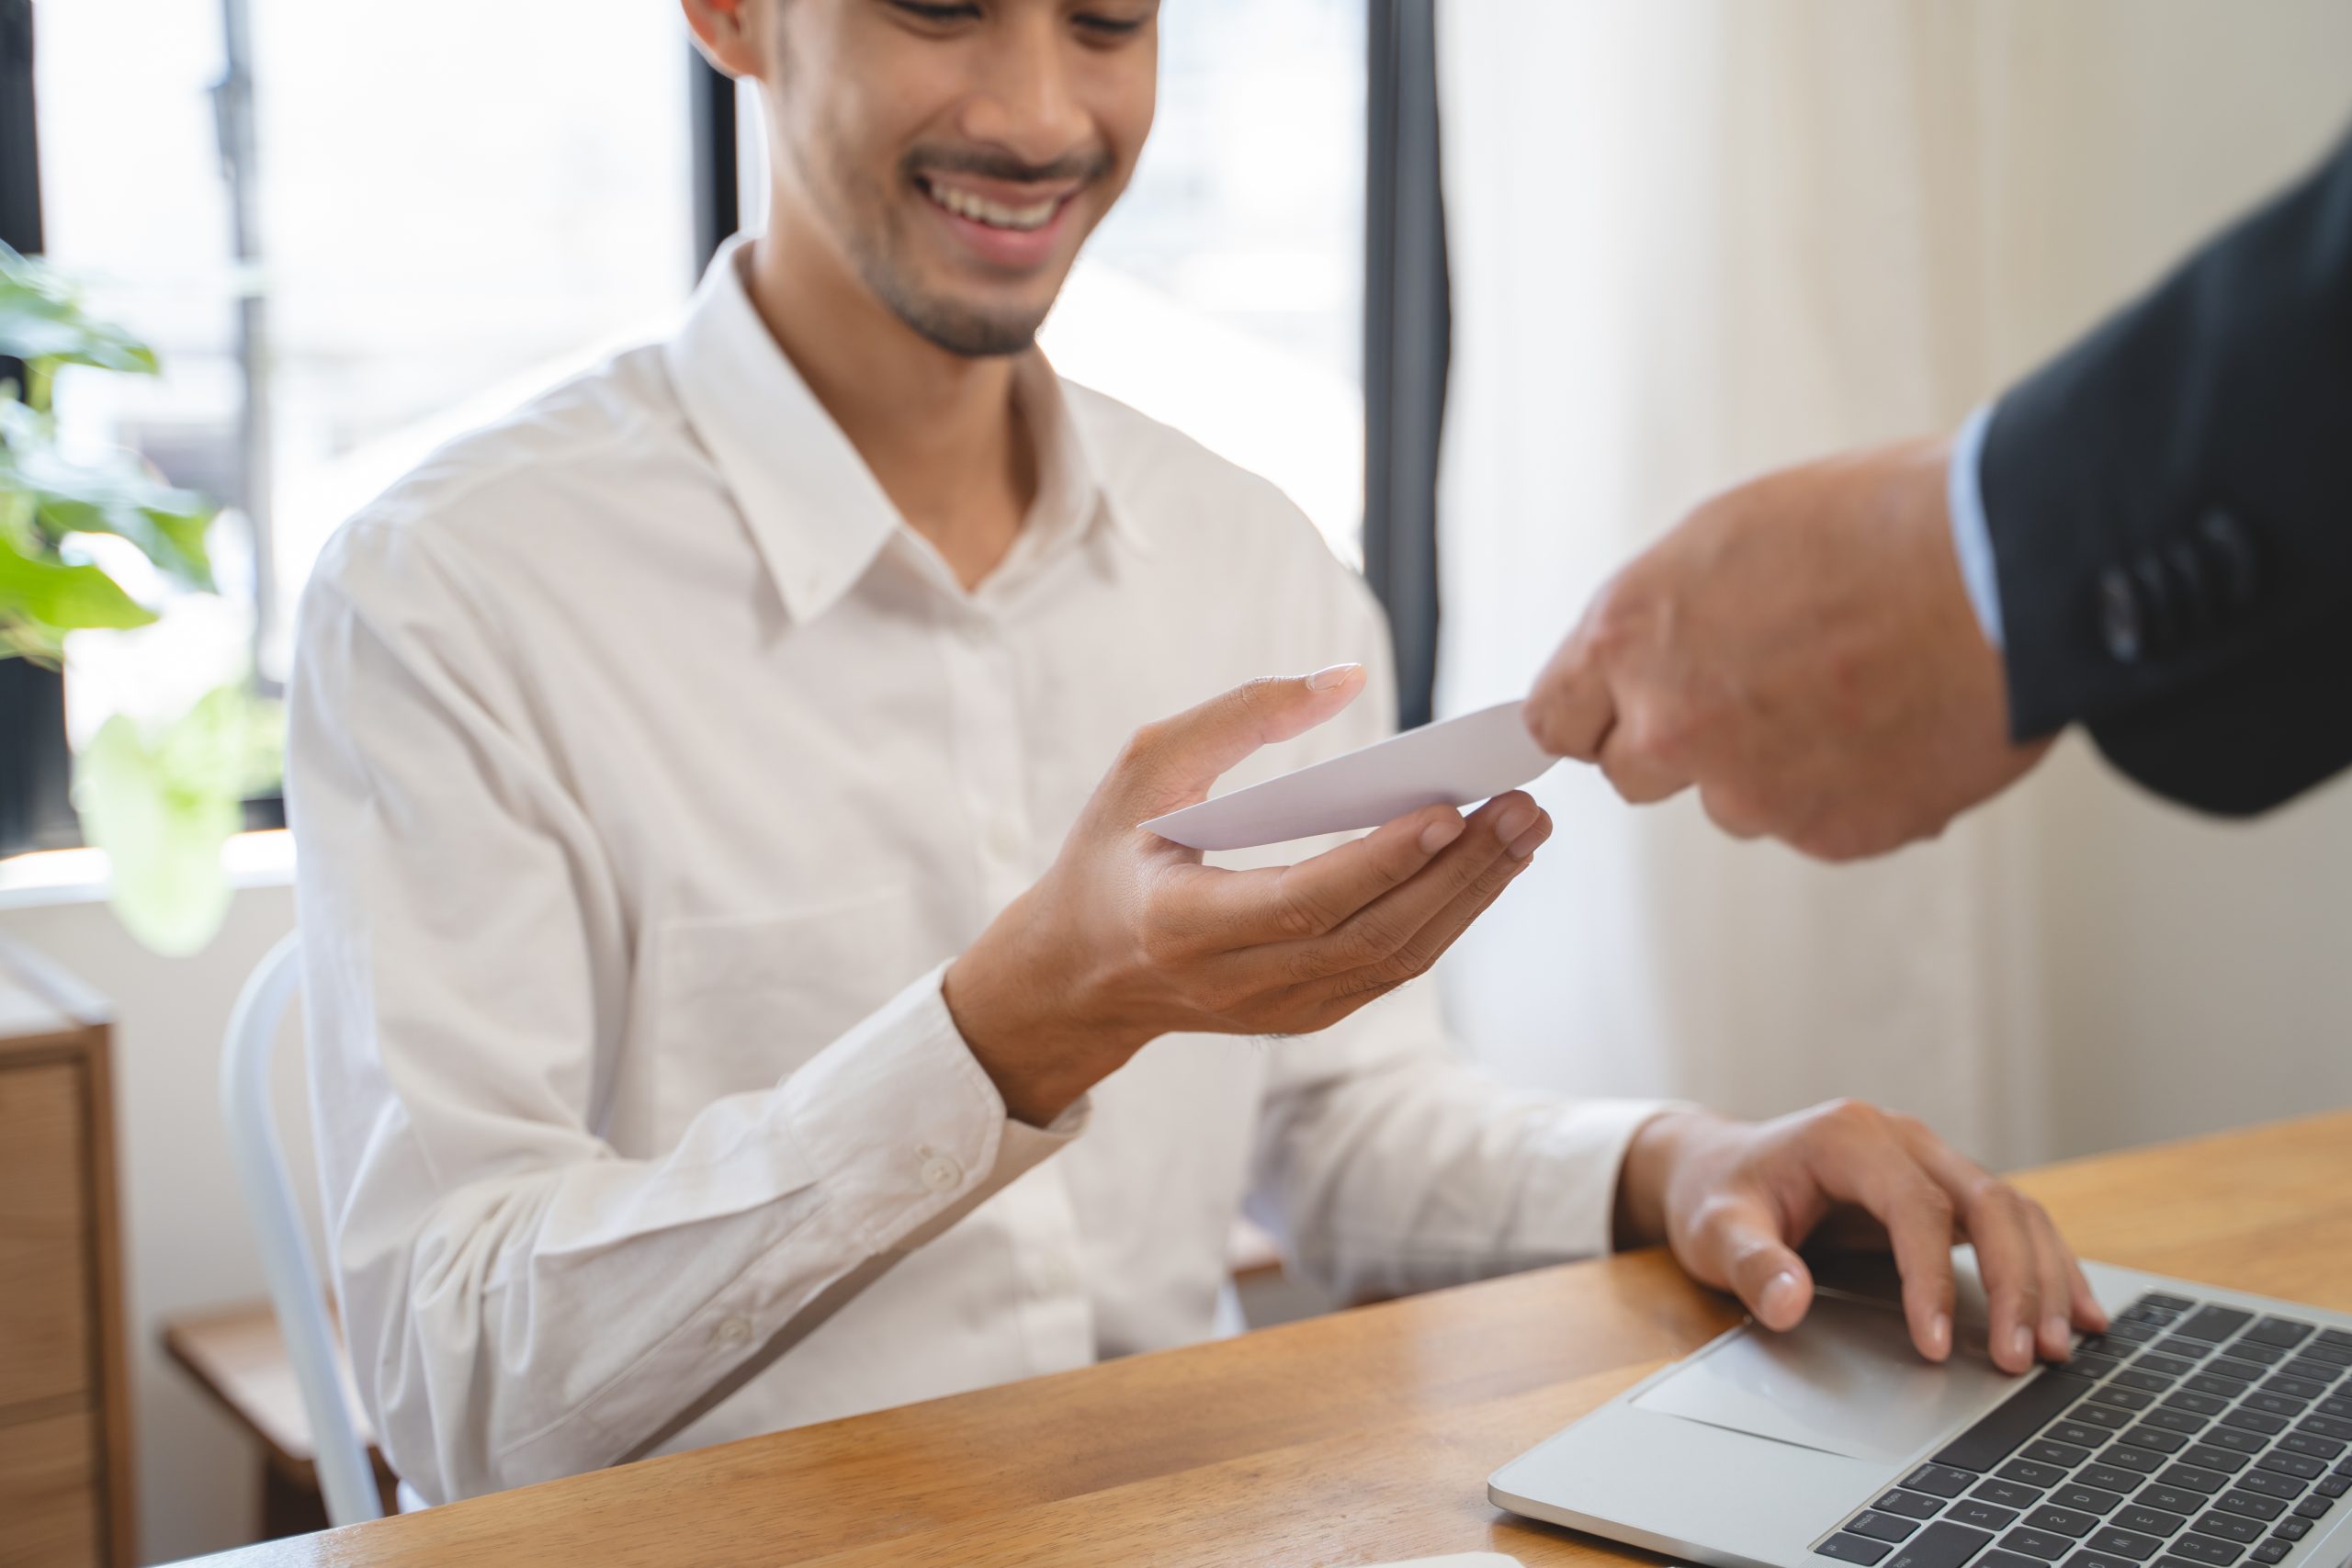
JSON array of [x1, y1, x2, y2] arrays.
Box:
[[1978, 128, 2352, 816]]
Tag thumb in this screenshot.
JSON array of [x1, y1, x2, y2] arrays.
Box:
[[1689, 1197, 1815, 1332], [1525, 619, 1615, 761], [1115, 664, 1366, 816]]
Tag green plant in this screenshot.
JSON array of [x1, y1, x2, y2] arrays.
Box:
[[75, 684, 285, 955], [0, 243, 219, 661], [1, 243, 280, 955]]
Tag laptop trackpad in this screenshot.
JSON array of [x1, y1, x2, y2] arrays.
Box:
[[1632, 1292, 2021, 1465]]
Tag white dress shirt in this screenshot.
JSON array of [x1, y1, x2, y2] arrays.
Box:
[[288, 236, 1667, 1506]]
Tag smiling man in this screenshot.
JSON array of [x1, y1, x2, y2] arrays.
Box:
[[288, 0, 2103, 1506]]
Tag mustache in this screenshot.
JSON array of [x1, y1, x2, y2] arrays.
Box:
[[904, 144, 1114, 188]]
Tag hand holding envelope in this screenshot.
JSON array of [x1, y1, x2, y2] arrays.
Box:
[[942, 667, 1550, 1125], [1125, 680, 2108, 1383]]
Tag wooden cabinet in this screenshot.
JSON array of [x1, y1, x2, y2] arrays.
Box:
[[0, 938, 132, 1568]]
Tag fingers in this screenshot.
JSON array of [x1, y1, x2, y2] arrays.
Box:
[[1650, 1100, 2102, 1376], [2007, 1179, 2105, 1350], [1243, 792, 1545, 1011], [1525, 620, 1616, 761], [1894, 1115, 2101, 1369], [1880, 1184, 1961, 1366], [1311, 792, 1543, 978], [2068, 1254, 2109, 1334], [1361, 796, 1549, 979], [1687, 1192, 1817, 1332], [1181, 803, 1468, 947], [1114, 665, 1367, 818], [1532, 591, 1692, 807], [1911, 1138, 2043, 1372], [1698, 781, 1773, 840], [1804, 1107, 1960, 1363], [1599, 721, 1691, 806], [2030, 1214, 2082, 1361]]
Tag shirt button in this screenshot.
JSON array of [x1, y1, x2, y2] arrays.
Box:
[[713, 1314, 752, 1348], [921, 1153, 964, 1192], [988, 815, 1023, 863]]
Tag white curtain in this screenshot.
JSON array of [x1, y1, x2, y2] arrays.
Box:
[[1431, 0, 2352, 1169]]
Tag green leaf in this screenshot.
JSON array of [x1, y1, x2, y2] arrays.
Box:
[[74, 713, 238, 956], [0, 617, 64, 665], [155, 682, 285, 800], [0, 399, 216, 589], [0, 245, 158, 376], [0, 482, 34, 553], [0, 534, 159, 632], [71, 682, 284, 955], [0, 306, 159, 374]]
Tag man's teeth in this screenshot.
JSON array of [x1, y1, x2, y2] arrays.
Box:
[[923, 180, 1059, 232]]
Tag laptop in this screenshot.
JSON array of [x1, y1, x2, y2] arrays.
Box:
[[1490, 1255, 2352, 1568]]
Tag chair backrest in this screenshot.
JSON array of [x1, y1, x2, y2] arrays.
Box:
[[218, 931, 386, 1526]]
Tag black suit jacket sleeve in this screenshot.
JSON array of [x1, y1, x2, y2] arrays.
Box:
[[1978, 129, 2352, 817]]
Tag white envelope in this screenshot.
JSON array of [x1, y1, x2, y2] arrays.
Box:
[[1141, 700, 1557, 852]]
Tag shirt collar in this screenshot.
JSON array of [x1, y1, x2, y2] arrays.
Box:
[[662, 233, 1142, 627]]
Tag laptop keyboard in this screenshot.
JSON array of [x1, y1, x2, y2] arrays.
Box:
[[1814, 1292, 2352, 1568]]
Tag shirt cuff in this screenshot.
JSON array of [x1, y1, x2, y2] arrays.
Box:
[[1501, 1098, 1696, 1262], [1947, 400, 2004, 649], [780, 961, 1088, 1256]]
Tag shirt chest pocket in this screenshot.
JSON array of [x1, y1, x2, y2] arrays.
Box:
[[646, 886, 929, 1147]]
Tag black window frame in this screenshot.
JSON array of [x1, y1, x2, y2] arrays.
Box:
[[0, 0, 76, 859], [1363, 0, 1448, 730]]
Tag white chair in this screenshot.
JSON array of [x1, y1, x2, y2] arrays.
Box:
[[219, 931, 386, 1527]]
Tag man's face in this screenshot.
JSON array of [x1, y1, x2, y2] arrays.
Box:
[[762, 0, 1159, 357]]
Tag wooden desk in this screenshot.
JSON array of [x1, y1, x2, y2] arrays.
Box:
[[186, 1111, 2352, 1568]]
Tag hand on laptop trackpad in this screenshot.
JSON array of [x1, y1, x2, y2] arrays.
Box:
[[1632, 1289, 2020, 1465]]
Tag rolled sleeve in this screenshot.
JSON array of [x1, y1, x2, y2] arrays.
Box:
[[1250, 977, 1690, 1301], [782, 963, 1090, 1256], [498, 967, 1087, 1483], [1491, 1097, 1691, 1262]]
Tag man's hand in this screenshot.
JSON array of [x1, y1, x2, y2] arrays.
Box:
[[944, 665, 1552, 1125], [1525, 439, 2052, 861], [1614, 1100, 2107, 1373]]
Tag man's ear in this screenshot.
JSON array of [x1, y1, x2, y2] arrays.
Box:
[[680, 0, 765, 80]]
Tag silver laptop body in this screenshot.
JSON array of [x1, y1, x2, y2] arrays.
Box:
[[1491, 1258, 2352, 1568]]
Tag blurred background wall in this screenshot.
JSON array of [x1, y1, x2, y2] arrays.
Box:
[[1433, 0, 2352, 1169]]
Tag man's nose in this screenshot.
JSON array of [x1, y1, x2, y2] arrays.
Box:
[[959, 13, 1095, 172]]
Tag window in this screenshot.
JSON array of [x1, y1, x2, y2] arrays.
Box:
[[29, 0, 697, 742], [1038, 0, 1369, 564]]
